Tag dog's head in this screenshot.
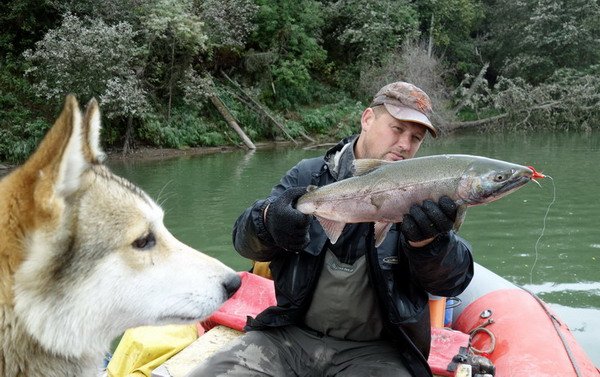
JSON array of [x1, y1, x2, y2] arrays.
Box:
[[1, 96, 240, 359]]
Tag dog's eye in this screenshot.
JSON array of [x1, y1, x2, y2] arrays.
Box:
[[132, 232, 156, 250]]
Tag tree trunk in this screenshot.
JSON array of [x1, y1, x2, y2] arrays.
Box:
[[122, 116, 134, 156], [448, 101, 562, 130], [209, 95, 256, 150], [167, 40, 175, 120], [221, 71, 309, 143], [428, 14, 435, 58], [453, 63, 489, 115], [447, 113, 509, 130]]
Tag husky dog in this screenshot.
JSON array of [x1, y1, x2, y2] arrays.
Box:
[[0, 96, 241, 377]]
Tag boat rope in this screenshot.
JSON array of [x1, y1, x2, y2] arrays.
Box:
[[467, 318, 496, 355], [522, 287, 584, 377], [529, 175, 555, 285], [468, 327, 496, 355]]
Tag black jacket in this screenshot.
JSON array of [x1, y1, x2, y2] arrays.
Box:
[[232, 137, 474, 377]]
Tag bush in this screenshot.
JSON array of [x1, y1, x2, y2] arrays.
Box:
[[292, 100, 364, 139], [0, 60, 52, 162], [457, 67, 600, 132], [0, 119, 49, 162], [137, 106, 229, 148]]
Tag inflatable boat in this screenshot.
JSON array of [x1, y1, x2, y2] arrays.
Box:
[[108, 263, 599, 377], [449, 263, 599, 376]]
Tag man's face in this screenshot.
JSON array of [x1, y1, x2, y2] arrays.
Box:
[[355, 107, 427, 161]]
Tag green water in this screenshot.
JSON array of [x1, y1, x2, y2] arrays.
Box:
[[110, 132, 600, 365]]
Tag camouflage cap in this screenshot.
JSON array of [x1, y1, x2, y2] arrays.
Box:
[[371, 81, 437, 137]]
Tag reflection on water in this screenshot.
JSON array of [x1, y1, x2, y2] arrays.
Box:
[[109, 132, 600, 365], [523, 282, 600, 295]]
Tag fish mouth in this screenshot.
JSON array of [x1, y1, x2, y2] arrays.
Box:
[[490, 175, 531, 199]]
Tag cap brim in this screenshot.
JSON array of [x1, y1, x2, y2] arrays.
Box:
[[383, 103, 437, 138]]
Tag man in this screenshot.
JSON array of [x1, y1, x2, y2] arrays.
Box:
[[187, 81, 474, 377]]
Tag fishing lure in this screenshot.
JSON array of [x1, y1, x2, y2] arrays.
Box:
[[528, 166, 545, 180]]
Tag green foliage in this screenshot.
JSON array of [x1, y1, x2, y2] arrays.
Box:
[[139, 0, 206, 54], [287, 100, 365, 140], [323, 0, 419, 65], [247, 0, 327, 108], [1, 0, 599, 163], [0, 0, 60, 58], [198, 0, 258, 50], [415, 0, 484, 79], [23, 14, 148, 116], [321, 0, 420, 93], [0, 60, 51, 162], [47, 0, 139, 24], [482, 0, 600, 84], [463, 67, 600, 131], [0, 118, 48, 162], [180, 67, 214, 108], [138, 106, 226, 148], [269, 60, 313, 109]]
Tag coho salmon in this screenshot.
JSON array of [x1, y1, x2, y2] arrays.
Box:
[[296, 154, 544, 247]]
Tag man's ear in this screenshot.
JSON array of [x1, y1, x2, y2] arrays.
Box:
[[360, 107, 376, 132]]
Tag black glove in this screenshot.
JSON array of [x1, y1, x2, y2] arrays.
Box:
[[400, 196, 458, 243], [264, 187, 311, 250]]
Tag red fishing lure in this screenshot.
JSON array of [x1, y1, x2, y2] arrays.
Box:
[[528, 166, 545, 179]]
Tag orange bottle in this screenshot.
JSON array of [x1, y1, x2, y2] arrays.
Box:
[[428, 296, 446, 328]]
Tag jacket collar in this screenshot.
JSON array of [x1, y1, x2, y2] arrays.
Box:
[[324, 135, 358, 180]]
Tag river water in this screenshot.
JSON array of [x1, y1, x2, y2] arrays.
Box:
[[110, 131, 600, 366]]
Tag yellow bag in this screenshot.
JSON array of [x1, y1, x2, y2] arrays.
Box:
[[251, 261, 272, 280], [107, 324, 198, 377]]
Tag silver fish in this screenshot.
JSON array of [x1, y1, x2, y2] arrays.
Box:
[[296, 154, 541, 247]]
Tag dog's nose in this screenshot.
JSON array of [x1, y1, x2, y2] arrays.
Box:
[[223, 274, 241, 299]]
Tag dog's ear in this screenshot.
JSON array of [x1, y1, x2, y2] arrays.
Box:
[[82, 98, 106, 164], [23, 95, 87, 199], [53, 95, 88, 197]]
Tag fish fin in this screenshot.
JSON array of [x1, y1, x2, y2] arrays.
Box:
[[374, 222, 393, 247], [353, 159, 394, 176], [316, 216, 346, 244], [452, 205, 468, 232]]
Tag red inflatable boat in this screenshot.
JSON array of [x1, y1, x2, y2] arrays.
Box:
[[451, 263, 599, 376], [202, 264, 599, 376]]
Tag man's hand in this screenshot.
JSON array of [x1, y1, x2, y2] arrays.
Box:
[[400, 196, 458, 246], [264, 187, 311, 250]]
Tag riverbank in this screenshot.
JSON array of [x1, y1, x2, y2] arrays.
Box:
[[105, 139, 324, 161], [0, 146, 240, 177], [107, 145, 242, 161], [0, 140, 321, 177]]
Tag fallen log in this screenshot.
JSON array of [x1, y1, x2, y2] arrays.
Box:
[[209, 95, 256, 150], [448, 101, 563, 131], [221, 72, 313, 144], [454, 63, 489, 116]]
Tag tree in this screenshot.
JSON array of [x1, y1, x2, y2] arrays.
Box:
[[197, 0, 258, 51], [319, 0, 421, 94], [359, 41, 454, 132], [414, 0, 484, 79], [481, 0, 600, 84], [23, 14, 149, 151], [137, 0, 207, 119], [46, 0, 140, 24], [246, 0, 327, 108], [0, 0, 60, 58]]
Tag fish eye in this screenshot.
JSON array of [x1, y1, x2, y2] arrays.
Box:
[[493, 169, 514, 182], [132, 232, 156, 250]]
